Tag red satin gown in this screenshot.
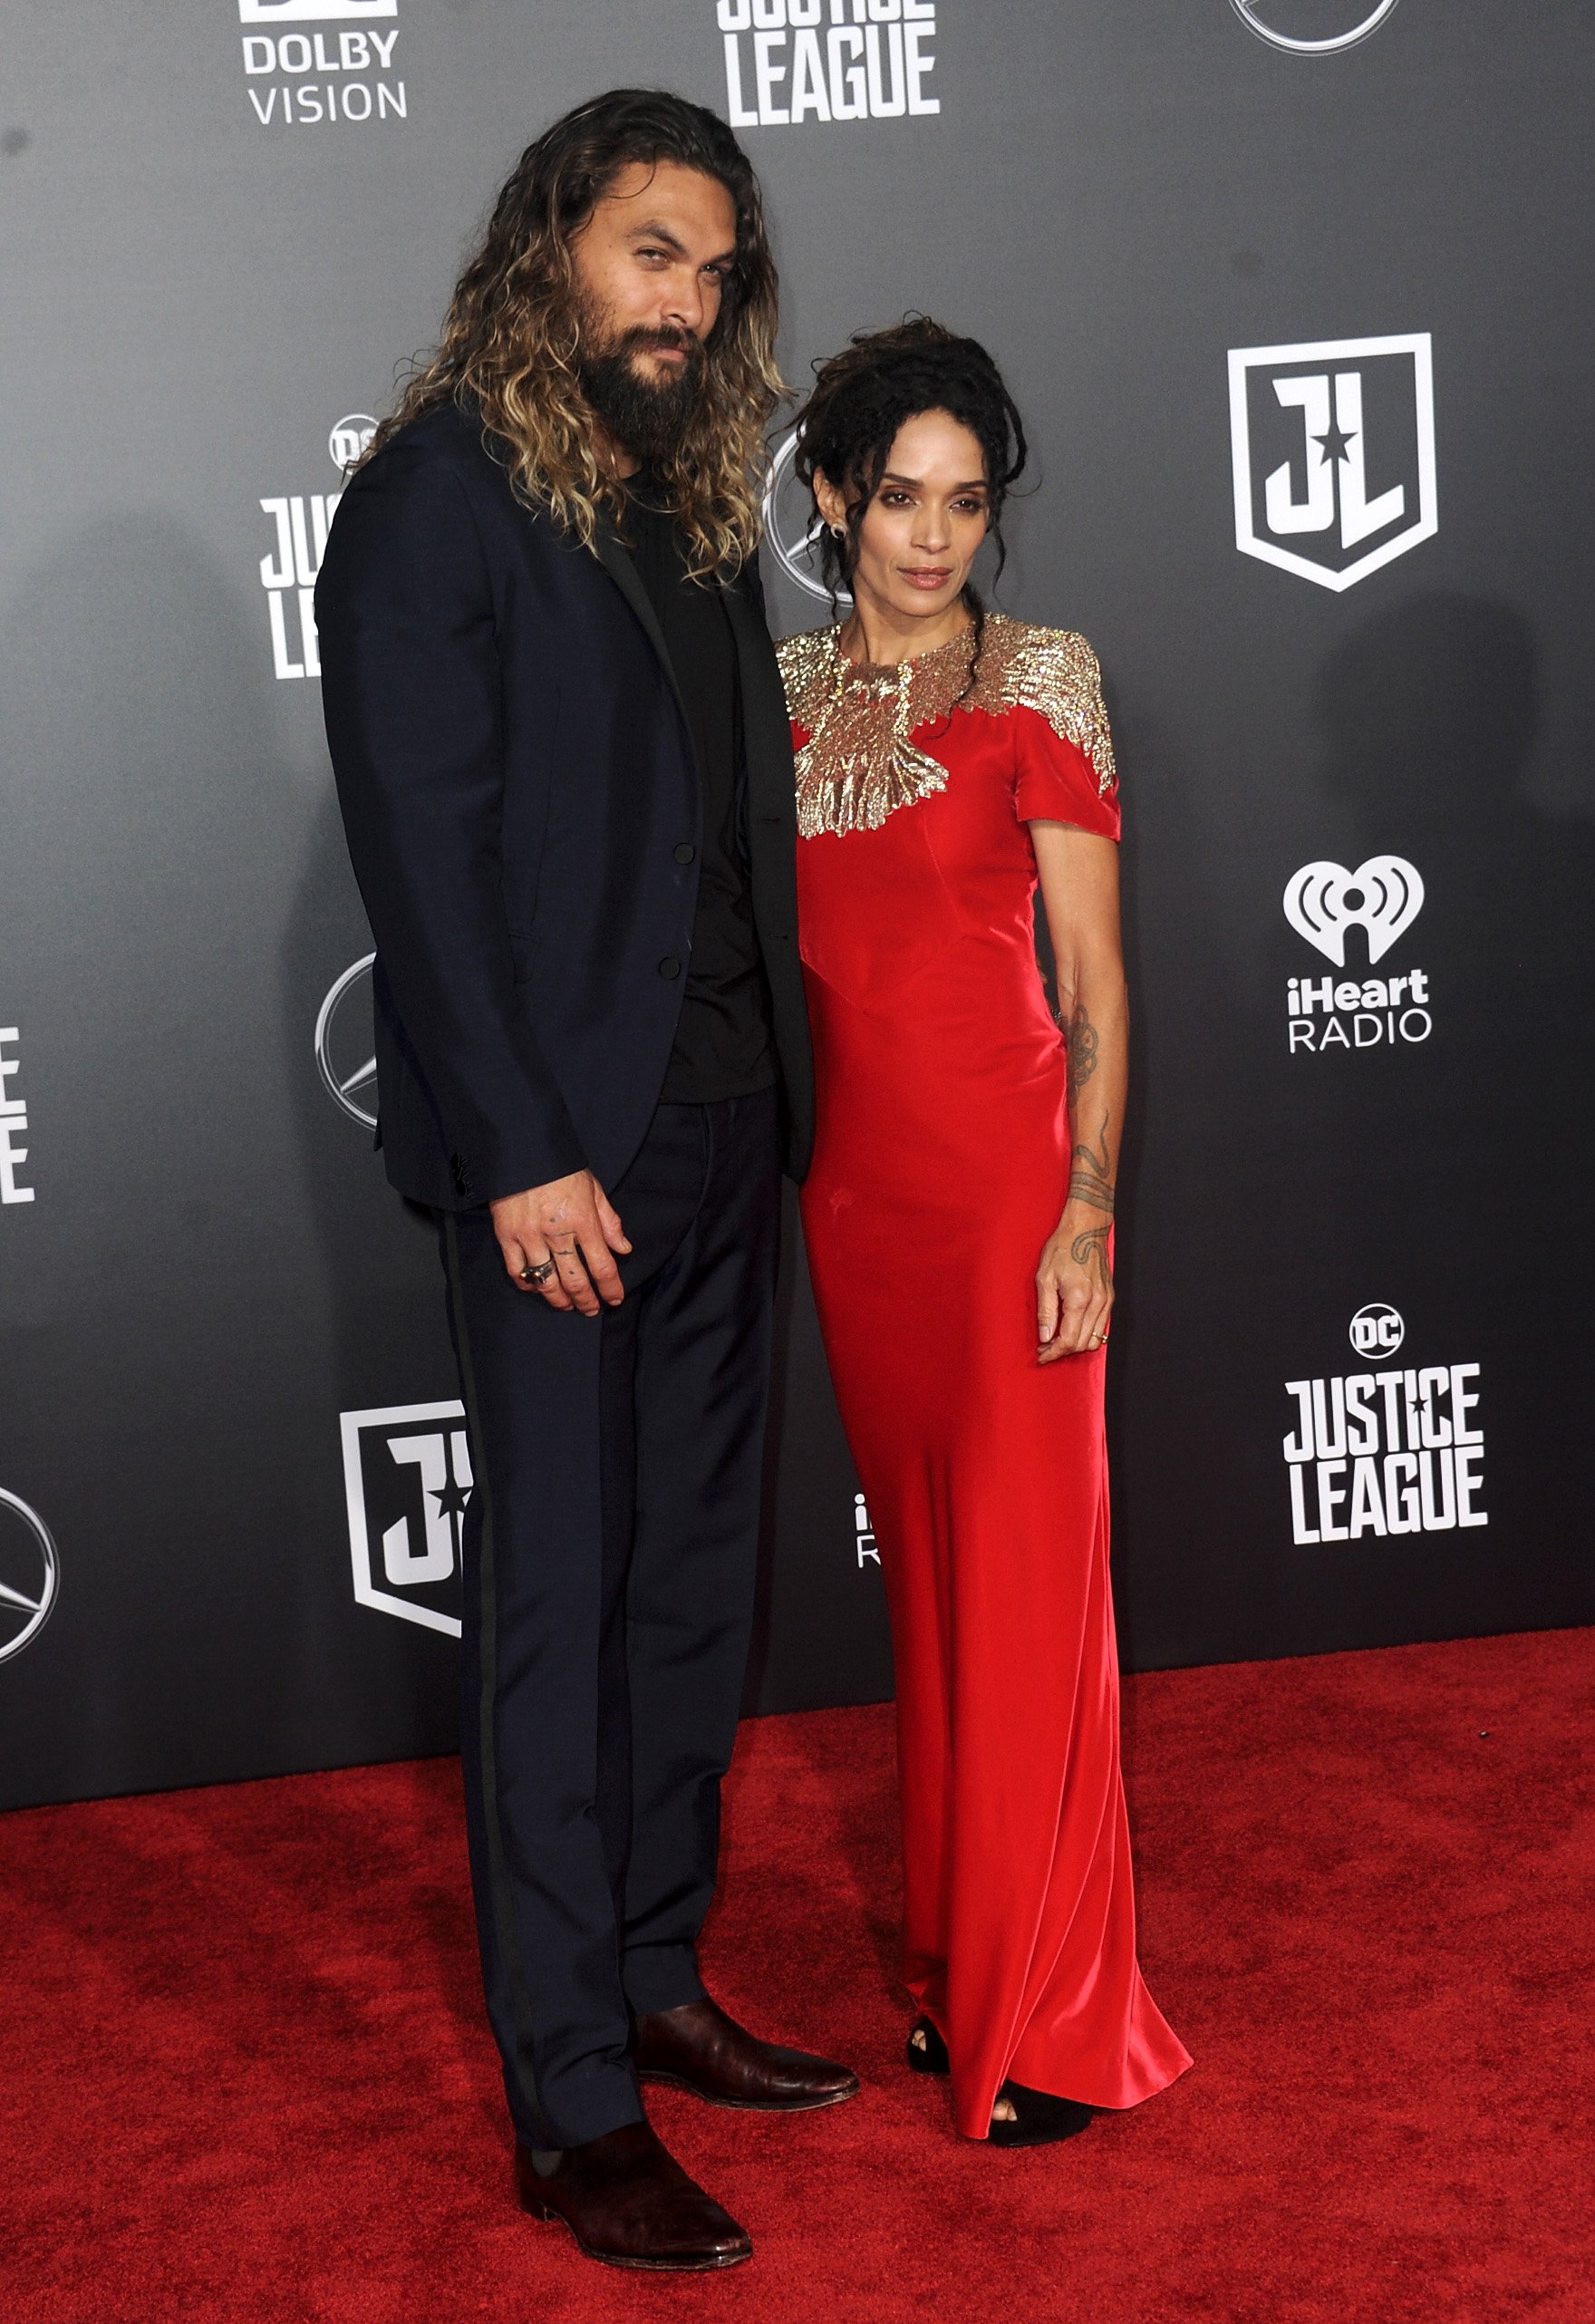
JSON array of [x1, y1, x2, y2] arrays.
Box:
[[778, 615, 1191, 2137]]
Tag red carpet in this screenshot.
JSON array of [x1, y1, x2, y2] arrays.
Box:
[[4, 1629, 1592, 2323]]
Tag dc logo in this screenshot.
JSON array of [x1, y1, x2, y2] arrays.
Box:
[[1228, 333, 1436, 590], [329, 412, 377, 474], [0, 1487, 60, 1667], [1349, 1303, 1405, 1360], [341, 1402, 469, 1636], [1284, 857, 1424, 966], [237, 2, 394, 23], [1229, 1, 1400, 53], [315, 954, 377, 1130], [762, 429, 849, 606]]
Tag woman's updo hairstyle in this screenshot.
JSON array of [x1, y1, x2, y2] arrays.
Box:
[[792, 316, 1029, 614]]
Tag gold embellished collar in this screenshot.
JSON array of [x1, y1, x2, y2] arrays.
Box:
[[836, 622, 982, 691], [776, 613, 1116, 840]]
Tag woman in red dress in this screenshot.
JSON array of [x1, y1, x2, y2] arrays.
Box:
[[778, 322, 1190, 2146]]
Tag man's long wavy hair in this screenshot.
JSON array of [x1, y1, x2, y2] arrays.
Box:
[[367, 90, 781, 577]]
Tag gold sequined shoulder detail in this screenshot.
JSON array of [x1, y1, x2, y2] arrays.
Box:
[[776, 614, 1116, 839], [996, 621, 1116, 799]]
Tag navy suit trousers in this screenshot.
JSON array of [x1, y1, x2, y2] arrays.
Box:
[[438, 1090, 780, 2151]]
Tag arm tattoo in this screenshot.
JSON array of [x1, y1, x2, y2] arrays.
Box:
[[1068, 1114, 1116, 1214], [1069, 1221, 1113, 1296], [1066, 1002, 1099, 1105]]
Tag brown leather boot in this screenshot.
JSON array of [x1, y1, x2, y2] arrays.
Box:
[[516, 2120, 752, 2271], [633, 1995, 859, 2111]]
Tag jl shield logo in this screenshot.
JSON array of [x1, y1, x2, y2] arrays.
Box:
[[1284, 857, 1424, 965], [0, 1487, 59, 1666], [341, 1402, 469, 1637], [315, 954, 378, 1129], [1229, 1, 1400, 53], [1229, 334, 1436, 590]]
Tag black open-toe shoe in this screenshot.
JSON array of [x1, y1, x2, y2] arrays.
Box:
[[987, 2081, 1094, 2148], [905, 2016, 950, 2076]]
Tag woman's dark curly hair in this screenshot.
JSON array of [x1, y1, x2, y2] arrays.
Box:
[[792, 317, 1030, 657]]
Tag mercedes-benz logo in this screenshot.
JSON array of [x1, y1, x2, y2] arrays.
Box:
[[761, 428, 849, 606], [329, 412, 378, 475], [0, 1487, 59, 1666], [315, 953, 378, 1129], [1230, 0, 1400, 53]]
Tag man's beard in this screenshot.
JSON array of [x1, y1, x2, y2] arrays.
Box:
[[573, 299, 708, 465]]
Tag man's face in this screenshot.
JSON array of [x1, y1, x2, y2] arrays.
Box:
[[569, 160, 740, 464]]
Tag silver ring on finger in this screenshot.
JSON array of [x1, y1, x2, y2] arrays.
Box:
[[521, 1258, 556, 1286]]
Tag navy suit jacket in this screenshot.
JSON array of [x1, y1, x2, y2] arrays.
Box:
[[315, 401, 813, 1210]]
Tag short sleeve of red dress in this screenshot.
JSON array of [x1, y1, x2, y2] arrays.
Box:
[[1010, 704, 1121, 842]]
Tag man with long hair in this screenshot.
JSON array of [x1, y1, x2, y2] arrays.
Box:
[[316, 90, 854, 2273]]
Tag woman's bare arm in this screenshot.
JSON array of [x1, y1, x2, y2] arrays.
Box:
[[1029, 822, 1126, 1364]]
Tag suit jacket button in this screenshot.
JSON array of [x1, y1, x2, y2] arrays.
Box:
[[658, 956, 682, 980], [673, 842, 696, 865]]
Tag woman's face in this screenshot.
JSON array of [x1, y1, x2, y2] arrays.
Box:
[[817, 409, 990, 634]]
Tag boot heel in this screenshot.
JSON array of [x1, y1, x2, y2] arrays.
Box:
[[514, 2149, 565, 2219]]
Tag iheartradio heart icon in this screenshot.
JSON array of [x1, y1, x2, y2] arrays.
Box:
[[1282, 857, 1425, 967]]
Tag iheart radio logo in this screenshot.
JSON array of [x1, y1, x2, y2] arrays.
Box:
[[1282, 857, 1424, 967]]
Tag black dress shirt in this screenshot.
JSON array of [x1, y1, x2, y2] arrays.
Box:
[[624, 480, 777, 1105]]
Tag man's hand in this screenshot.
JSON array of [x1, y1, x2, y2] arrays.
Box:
[[1036, 1203, 1114, 1364], [489, 1171, 632, 1315]]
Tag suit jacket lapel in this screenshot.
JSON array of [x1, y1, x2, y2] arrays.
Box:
[[594, 518, 794, 838], [592, 518, 697, 746]]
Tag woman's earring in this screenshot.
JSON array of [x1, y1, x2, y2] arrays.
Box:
[[829, 523, 846, 540]]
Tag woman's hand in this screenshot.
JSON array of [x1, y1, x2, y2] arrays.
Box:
[[1036, 1203, 1114, 1364]]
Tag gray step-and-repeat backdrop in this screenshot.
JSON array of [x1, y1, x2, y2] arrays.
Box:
[[4, 3, 1591, 1808]]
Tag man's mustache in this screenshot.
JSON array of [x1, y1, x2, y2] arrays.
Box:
[[618, 326, 703, 364]]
